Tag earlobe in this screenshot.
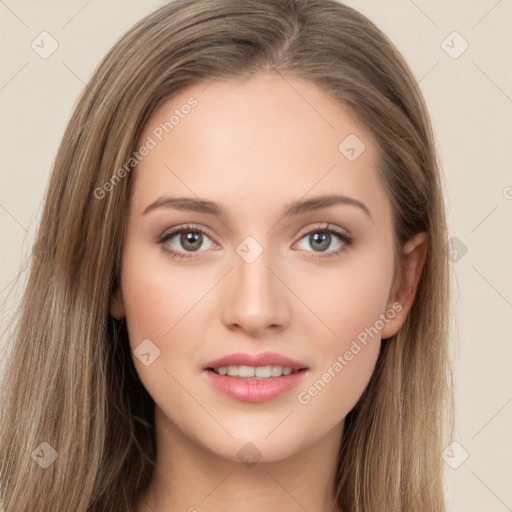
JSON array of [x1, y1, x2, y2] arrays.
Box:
[[110, 286, 125, 319], [381, 232, 428, 339]]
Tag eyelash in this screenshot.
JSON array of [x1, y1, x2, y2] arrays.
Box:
[[157, 222, 354, 261]]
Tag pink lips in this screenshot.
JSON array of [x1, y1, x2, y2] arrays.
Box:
[[204, 351, 308, 371], [203, 351, 309, 403]]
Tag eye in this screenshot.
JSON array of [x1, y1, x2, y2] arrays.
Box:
[[157, 222, 354, 261], [294, 223, 354, 258], [158, 223, 217, 260]]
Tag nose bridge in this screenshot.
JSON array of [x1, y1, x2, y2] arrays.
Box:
[[221, 236, 288, 333]]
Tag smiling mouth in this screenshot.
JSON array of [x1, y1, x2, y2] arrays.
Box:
[[206, 365, 307, 379]]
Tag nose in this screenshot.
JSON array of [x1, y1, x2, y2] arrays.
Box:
[[221, 245, 290, 337]]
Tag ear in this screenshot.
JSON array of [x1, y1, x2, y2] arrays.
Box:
[[110, 285, 125, 319], [381, 231, 428, 339]]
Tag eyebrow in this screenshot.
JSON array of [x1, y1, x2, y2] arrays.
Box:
[[142, 194, 372, 220]]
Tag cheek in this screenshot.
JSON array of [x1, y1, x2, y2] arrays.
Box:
[[296, 343, 380, 440], [292, 244, 393, 420], [292, 242, 394, 346], [119, 248, 214, 433], [121, 243, 206, 343], [119, 246, 214, 409]]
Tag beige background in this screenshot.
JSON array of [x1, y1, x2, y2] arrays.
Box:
[[1, 1, 511, 510]]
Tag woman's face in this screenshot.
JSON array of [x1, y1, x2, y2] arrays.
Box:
[[113, 71, 406, 463]]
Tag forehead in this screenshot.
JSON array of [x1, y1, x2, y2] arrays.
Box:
[[131, 71, 390, 223]]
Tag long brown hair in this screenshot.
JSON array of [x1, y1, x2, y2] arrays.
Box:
[[0, 1, 453, 510]]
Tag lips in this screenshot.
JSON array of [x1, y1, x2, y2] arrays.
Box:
[[202, 351, 309, 402], [204, 351, 308, 371]]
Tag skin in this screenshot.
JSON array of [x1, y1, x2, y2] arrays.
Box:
[[111, 71, 427, 512]]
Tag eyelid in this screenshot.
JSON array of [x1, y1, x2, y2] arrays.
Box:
[[294, 222, 351, 240], [158, 223, 217, 243]]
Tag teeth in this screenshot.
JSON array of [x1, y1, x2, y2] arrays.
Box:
[[213, 365, 298, 379]]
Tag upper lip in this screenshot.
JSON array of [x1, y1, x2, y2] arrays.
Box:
[[204, 351, 308, 370]]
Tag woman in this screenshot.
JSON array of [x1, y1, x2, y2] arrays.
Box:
[[0, 0, 453, 510]]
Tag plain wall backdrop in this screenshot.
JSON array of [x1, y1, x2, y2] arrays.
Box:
[[1, 1, 511, 510]]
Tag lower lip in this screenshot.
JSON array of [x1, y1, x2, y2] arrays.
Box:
[[203, 369, 308, 402]]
